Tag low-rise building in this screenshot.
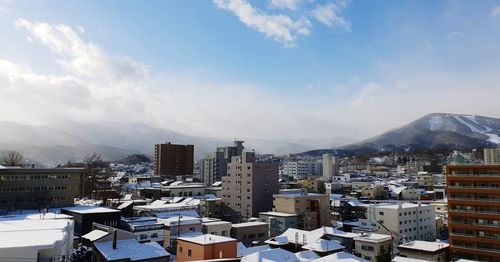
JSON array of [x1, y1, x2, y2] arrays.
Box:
[[120, 217, 164, 244], [354, 233, 392, 262], [160, 216, 203, 249], [398, 240, 449, 262], [272, 193, 331, 230], [177, 234, 238, 262], [202, 219, 232, 237], [231, 221, 269, 246], [259, 211, 298, 237], [61, 206, 121, 236]]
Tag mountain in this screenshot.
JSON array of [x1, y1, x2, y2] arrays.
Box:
[[0, 121, 352, 165], [341, 113, 500, 154]]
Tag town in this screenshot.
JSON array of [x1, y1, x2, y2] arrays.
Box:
[[1, 141, 499, 262]]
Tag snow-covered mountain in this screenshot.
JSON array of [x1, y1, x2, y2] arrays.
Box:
[[342, 113, 500, 153]]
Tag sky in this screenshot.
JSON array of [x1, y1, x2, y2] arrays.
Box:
[[1, 0, 500, 142]]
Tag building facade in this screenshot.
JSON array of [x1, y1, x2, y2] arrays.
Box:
[[484, 148, 500, 164], [446, 164, 500, 261], [272, 193, 332, 231], [282, 161, 320, 179], [259, 211, 298, 237], [222, 152, 279, 222], [177, 234, 237, 262], [0, 167, 83, 210], [154, 142, 194, 177]]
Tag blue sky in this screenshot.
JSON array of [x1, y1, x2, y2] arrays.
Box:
[[1, 0, 500, 142]]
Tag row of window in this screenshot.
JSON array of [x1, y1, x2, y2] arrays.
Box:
[[0, 196, 69, 204], [1, 185, 71, 192], [0, 174, 74, 180]]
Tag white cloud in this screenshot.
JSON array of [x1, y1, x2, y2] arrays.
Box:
[[350, 82, 380, 106], [269, 0, 302, 11], [213, 0, 311, 46], [77, 25, 85, 33], [311, 2, 351, 30], [491, 5, 500, 16], [448, 31, 465, 39]]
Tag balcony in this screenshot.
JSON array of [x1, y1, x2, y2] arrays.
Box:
[[450, 220, 500, 228], [449, 209, 500, 215], [449, 197, 500, 202], [448, 186, 500, 190], [449, 173, 500, 177], [453, 243, 500, 254], [450, 232, 500, 240]]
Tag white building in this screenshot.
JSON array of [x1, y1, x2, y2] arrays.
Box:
[[358, 203, 436, 244], [322, 154, 338, 181], [0, 213, 74, 262], [484, 148, 500, 164], [282, 161, 320, 179]]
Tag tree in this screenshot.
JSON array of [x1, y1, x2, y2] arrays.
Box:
[[2, 151, 24, 166]]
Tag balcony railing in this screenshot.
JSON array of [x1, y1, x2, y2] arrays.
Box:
[[448, 186, 500, 190], [449, 173, 500, 177], [449, 197, 500, 202], [449, 209, 500, 215], [450, 221, 500, 228], [453, 244, 500, 254], [451, 232, 500, 240]]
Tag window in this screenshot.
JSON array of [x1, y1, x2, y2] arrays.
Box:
[[188, 249, 192, 257], [379, 212, 384, 216], [179, 247, 183, 253]]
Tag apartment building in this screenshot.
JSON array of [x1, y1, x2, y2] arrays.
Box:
[[222, 152, 279, 222], [398, 240, 449, 262], [0, 167, 83, 210], [484, 148, 500, 164], [272, 193, 331, 231], [154, 142, 194, 177], [177, 234, 237, 262], [353, 233, 392, 262], [446, 164, 500, 261], [230, 221, 269, 246], [358, 203, 436, 244], [259, 211, 298, 237], [282, 161, 320, 179]]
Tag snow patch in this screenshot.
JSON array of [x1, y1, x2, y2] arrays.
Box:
[[429, 116, 442, 131], [486, 134, 500, 144], [454, 115, 499, 144]]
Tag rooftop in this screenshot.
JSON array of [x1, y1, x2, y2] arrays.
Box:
[[62, 206, 120, 214], [232, 221, 268, 228], [313, 251, 369, 262], [354, 233, 392, 243], [179, 234, 236, 245], [398, 240, 449, 252], [302, 239, 345, 252], [94, 239, 170, 261], [260, 211, 298, 217]]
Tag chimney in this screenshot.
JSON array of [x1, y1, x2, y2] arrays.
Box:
[[112, 229, 117, 249]]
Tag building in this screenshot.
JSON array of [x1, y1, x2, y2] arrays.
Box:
[[398, 240, 449, 262], [446, 164, 500, 261], [322, 154, 339, 181], [296, 178, 325, 193], [282, 161, 320, 179], [272, 193, 332, 231], [484, 148, 500, 164], [353, 233, 392, 262], [0, 212, 74, 262], [230, 221, 269, 246], [259, 211, 298, 237], [61, 206, 121, 237], [177, 234, 237, 262], [160, 216, 203, 249], [120, 217, 165, 244], [202, 219, 232, 237], [199, 154, 216, 186], [358, 203, 436, 244], [0, 167, 83, 210], [222, 152, 279, 222], [154, 142, 194, 177]]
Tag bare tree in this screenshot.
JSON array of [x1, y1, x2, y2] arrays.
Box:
[[2, 151, 24, 166]]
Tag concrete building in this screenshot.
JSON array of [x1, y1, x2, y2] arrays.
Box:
[[296, 178, 325, 193], [446, 164, 500, 261], [222, 152, 279, 222], [398, 240, 449, 262], [0, 167, 83, 210], [160, 216, 203, 249], [354, 233, 392, 262], [61, 206, 121, 237], [199, 154, 216, 186], [259, 211, 298, 237], [0, 212, 74, 262], [322, 154, 338, 181], [120, 217, 165, 244], [154, 142, 194, 177], [484, 148, 500, 164], [202, 219, 232, 237], [272, 192, 332, 230], [177, 234, 237, 262], [358, 203, 436, 244], [282, 161, 320, 179], [231, 221, 269, 246]]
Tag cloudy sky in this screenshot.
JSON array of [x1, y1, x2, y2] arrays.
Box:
[[1, 0, 500, 141]]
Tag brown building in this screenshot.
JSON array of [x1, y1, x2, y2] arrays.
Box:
[[0, 167, 83, 210], [222, 152, 279, 222], [272, 193, 332, 231], [176, 234, 237, 262], [446, 164, 500, 261], [154, 142, 194, 177], [230, 221, 269, 246]]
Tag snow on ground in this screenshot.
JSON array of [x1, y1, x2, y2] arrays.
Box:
[[453, 115, 500, 144]]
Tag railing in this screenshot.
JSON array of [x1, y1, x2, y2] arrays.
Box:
[[448, 186, 500, 189], [449, 197, 500, 202], [450, 221, 499, 228], [449, 209, 500, 215], [451, 232, 500, 240], [453, 244, 500, 253], [449, 173, 500, 177]]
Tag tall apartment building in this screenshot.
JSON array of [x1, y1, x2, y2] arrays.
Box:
[[282, 161, 320, 179], [0, 167, 83, 210], [484, 148, 500, 164], [446, 164, 500, 261], [154, 142, 194, 177], [199, 141, 244, 185], [322, 154, 338, 181], [272, 193, 332, 231], [358, 203, 436, 244], [199, 154, 216, 186], [221, 152, 279, 222]]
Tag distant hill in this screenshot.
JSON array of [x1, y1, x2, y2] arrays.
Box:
[[339, 113, 500, 154]]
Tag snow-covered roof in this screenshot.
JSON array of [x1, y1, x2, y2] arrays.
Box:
[[178, 234, 236, 245], [62, 206, 120, 214], [311, 227, 361, 239], [260, 211, 298, 217], [117, 201, 133, 210], [313, 251, 369, 262], [159, 216, 202, 226], [232, 221, 268, 228], [302, 239, 345, 252], [295, 250, 320, 261], [392, 256, 429, 262], [398, 240, 449, 252], [94, 239, 170, 261], [155, 210, 200, 219], [82, 229, 109, 242], [237, 242, 271, 257], [241, 248, 299, 262], [354, 233, 392, 243], [0, 217, 73, 249]]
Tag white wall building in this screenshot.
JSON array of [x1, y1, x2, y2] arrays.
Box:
[[282, 161, 319, 179], [322, 154, 338, 181], [484, 148, 500, 164], [0, 213, 74, 262], [358, 203, 436, 244]]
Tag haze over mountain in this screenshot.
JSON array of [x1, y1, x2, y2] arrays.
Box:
[[0, 121, 353, 166], [341, 113, 500, 154]]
